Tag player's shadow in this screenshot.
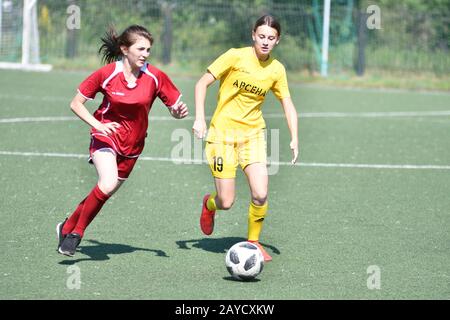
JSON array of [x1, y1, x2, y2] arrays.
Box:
[[175, 237, 281, 256], [58, 239, 168, 265]]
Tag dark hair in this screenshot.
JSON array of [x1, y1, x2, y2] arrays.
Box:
[[98, 25, 154, 64], [253, 14, 281, 36]]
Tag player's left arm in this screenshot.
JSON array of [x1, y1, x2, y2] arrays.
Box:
[[280, 96, 299, 164]]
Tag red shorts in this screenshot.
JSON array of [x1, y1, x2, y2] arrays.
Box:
[[88, 136, 138, 180]]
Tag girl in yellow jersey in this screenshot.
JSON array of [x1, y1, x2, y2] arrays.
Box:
[[192, 15, 299, 261]]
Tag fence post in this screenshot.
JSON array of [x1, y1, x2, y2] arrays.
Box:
[[65, 0, 78, 59], [320, 0, 331, 77], [160, 1, 175, 65], [0, 0, 3, 49], [355, 10, 367, 76]]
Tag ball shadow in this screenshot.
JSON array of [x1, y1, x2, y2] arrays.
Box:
[[222, 276, 262, 283]]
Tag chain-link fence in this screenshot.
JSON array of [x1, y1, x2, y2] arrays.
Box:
[[1, 0, 449, 76], [0, 0, 23, 62]]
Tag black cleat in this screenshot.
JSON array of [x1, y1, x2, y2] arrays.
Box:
[[56, 218, 68, 251], [58, 233, 81, 257]]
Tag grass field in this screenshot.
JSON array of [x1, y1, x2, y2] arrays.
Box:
[[0, 69, 449, 300]]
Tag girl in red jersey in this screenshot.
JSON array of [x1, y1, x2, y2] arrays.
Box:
[[57, 25, 188, 257]]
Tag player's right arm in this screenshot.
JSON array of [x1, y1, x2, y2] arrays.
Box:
[[70, 93, 120, 135], [192, 72, 216, 139]]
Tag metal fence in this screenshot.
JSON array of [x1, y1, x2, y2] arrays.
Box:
[[1, 0, 449, 75]]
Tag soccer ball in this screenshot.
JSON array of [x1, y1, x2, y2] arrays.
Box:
[[225, 241, 264, 281]]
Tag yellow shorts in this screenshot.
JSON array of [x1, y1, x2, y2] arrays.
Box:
[[205, 132, 267, 179]]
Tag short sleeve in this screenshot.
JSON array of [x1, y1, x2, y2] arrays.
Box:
[[271, 64, 291, 100], [78, 68, 103, 100], [158, 72, 181, 107], [207, 48, 239, 80]]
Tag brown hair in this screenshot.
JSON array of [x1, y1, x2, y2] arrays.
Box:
[[253, 15, 281, 36], [98, 25, 154, 64]]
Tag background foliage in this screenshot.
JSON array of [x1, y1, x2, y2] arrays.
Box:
[[1, 0, 449, 80]]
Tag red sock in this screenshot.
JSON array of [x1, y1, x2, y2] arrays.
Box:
[[71, 185, 110, 238], [62, 197, 87, 236]]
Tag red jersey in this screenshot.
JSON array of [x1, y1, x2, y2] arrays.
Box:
[[78, 61, 181, 157]]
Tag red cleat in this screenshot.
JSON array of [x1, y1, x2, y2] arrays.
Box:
[[249, 240, 272, 262], [200, 194, 216, 235]]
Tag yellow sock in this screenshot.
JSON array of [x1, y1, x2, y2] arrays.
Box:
[[247, 201, 268, 241], [206, 192, 217, 211]]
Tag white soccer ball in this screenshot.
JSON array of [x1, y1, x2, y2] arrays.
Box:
[[225, 241, 264, 281]]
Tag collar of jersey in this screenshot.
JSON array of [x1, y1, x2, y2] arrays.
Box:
[[249, 46, 273, 68], [117, 59, 149, 89]]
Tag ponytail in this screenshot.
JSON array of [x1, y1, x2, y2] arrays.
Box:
[[98, 26, 122, 64]]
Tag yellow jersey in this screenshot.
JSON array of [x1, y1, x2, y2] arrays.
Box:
[[206, 46, 291, 143]]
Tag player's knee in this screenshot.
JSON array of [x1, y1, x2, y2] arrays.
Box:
[[217, 196, 235, 210], [98, 179, 119, 195], [251, 193, 267, 206], [220, 201, 234, 210]]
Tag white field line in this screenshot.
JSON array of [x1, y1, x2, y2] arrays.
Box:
[[265, 111, 450, 119], [0, 116, 78, 123], [0, 94, 69, 102], [1, 110, 450, 123], [296, 83, 450, 96], [1, 84, 450, 100], [1, 150, 449, 170], [0, 94, 102, 103]]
